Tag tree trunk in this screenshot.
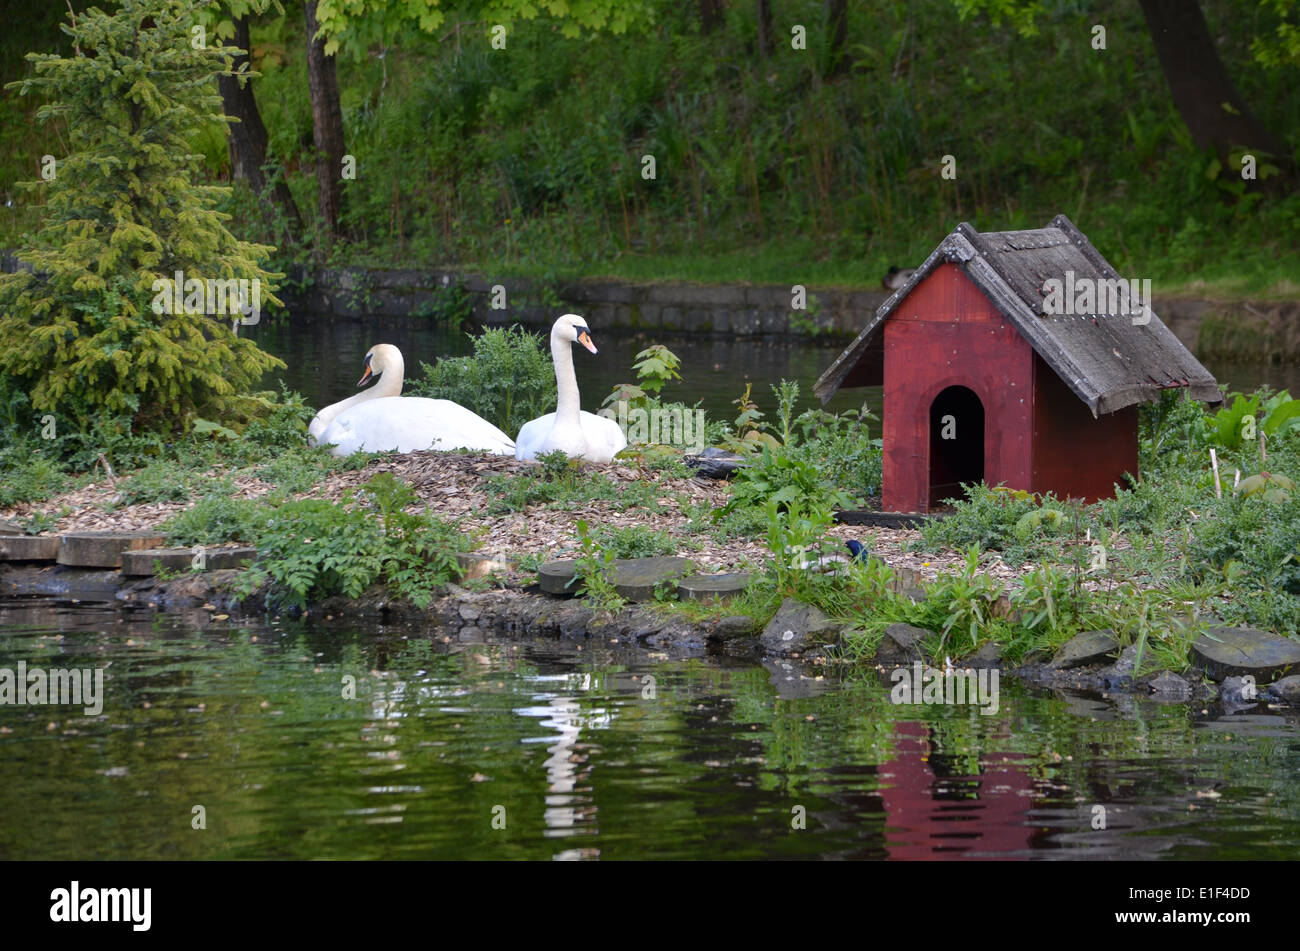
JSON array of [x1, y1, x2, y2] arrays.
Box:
[[756, 0, 773, 57], [304, 0, 346, 239], [825, 0, 849, 75], [217, 16, 301, 240], [699, 0, 724, 34], [1138, 0, 1292, 178]]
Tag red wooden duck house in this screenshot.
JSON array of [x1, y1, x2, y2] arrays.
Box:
[[815, 215, 1221, 513]]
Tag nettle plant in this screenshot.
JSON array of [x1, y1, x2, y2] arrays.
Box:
[[235, 472, 469, 610]]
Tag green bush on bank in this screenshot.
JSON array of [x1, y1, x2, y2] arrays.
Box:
[[407, 325, 555, 437], [165, 472, 471, 610]]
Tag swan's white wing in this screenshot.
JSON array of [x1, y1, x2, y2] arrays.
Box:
[[318, 397, 514, 456], [578, 411, 627, 463], [515, 413, 557, 461]]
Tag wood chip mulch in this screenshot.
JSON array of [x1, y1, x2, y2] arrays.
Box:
[[1, 450, 1048, 586]]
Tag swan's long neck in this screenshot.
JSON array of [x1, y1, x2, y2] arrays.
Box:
[[552, 331, 581, 425], [311, 350, 404, 434]]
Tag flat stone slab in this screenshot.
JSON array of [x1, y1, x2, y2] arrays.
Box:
[[678, 572, 751, 601], [1050, 629, 1120, 669], [0, 519, 24, 535], [834, 510, 934, 529], [57, 532, 168, 569], [0, 535, 61, 561], [539, 556, 695, 602], [1191, 626, 1300, 682], [121, 546, 257, 577]]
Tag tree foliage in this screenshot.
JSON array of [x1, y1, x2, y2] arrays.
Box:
[[311, 0, 657, 59], [0, 0, 284, 431]]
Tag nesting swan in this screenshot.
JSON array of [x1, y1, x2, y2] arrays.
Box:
[[308, 344, 515, 457], [515, 314, 627, 464]]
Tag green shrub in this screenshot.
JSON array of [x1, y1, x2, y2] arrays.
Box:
[[915, 485, 1070, 566], [723, 446, 860, 516], [0, 1, 284, 431], [409, 325, 554, 437], [233, 472, 470, 610], [163, 494, 266, 547], [0, 453, 68, 507], [593, 524, 679, 558]]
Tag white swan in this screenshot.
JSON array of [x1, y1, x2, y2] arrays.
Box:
[[308, 344, 515, 457], [515, 314, 627, 464]]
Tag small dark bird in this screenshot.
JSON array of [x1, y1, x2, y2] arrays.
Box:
[[845, 539, 869, 563], [882, 265, 916, 291]]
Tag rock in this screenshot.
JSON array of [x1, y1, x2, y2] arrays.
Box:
[[874, 622, 930, 667], [1139, 670, 1193, 701], [710, 615, 756, 641], [684, 447, 747, 479], [1218, 675, 1262, 708], [1098, 644, 1139, 687], [0, 519, 24, 535], [1265, 675, 1300, 704], [0, 535, 61, 561], [901, 586, 928, 604], [1049, 629, 1120, 669], [964, 642, 1003, 669], [57, 532, 167, 569], [759, 598, 841, 656], [678, 572, 751, 602], [1190, 626, 1300, 682], [538, 556, 694, 602], [458, 603, 481, 623], [120, 546, 257, 576]]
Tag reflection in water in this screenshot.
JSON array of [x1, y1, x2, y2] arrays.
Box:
[[518, 674, 609, 857], [0, 600, 1298, 860], [879, 721, 1035, 859]]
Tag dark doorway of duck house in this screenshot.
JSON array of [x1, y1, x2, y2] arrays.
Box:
[[929, 385, 984, 509]]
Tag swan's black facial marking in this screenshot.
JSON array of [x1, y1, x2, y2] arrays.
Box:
[[575, 324, 598, 354], [357, 351, 375, 387]]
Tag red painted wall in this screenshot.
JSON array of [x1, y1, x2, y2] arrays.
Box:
[[1030, 353, 1139, 502], [882, 264, 1034, 512]]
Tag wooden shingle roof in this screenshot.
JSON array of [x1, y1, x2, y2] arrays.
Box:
[[814, 215, 1221, 415]]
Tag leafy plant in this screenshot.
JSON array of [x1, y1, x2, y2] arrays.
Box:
[[929, 546, 1002, 652], [572, 518, 626, 612], [0, 0, 284, 432], [722, 445, 860, 516], [410, 325, 554, 436]]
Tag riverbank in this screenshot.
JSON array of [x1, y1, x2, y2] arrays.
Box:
[[3, 557, 1299, 712]]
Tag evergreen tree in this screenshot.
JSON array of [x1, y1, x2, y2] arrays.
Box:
[[0, 0, 285, 432]]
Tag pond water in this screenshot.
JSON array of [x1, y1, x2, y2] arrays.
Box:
[[2, 599, 1298, 860], [247, 315, 1300, 428]]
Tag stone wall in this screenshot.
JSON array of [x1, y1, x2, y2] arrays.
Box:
[[284, 264, 887, 338], [5, 251, 1300, 354]]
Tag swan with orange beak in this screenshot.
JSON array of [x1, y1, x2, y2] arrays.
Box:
[[515, 314, 627, 463]]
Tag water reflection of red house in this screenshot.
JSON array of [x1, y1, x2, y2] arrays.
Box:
[[878, 720, 1036, 859]]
